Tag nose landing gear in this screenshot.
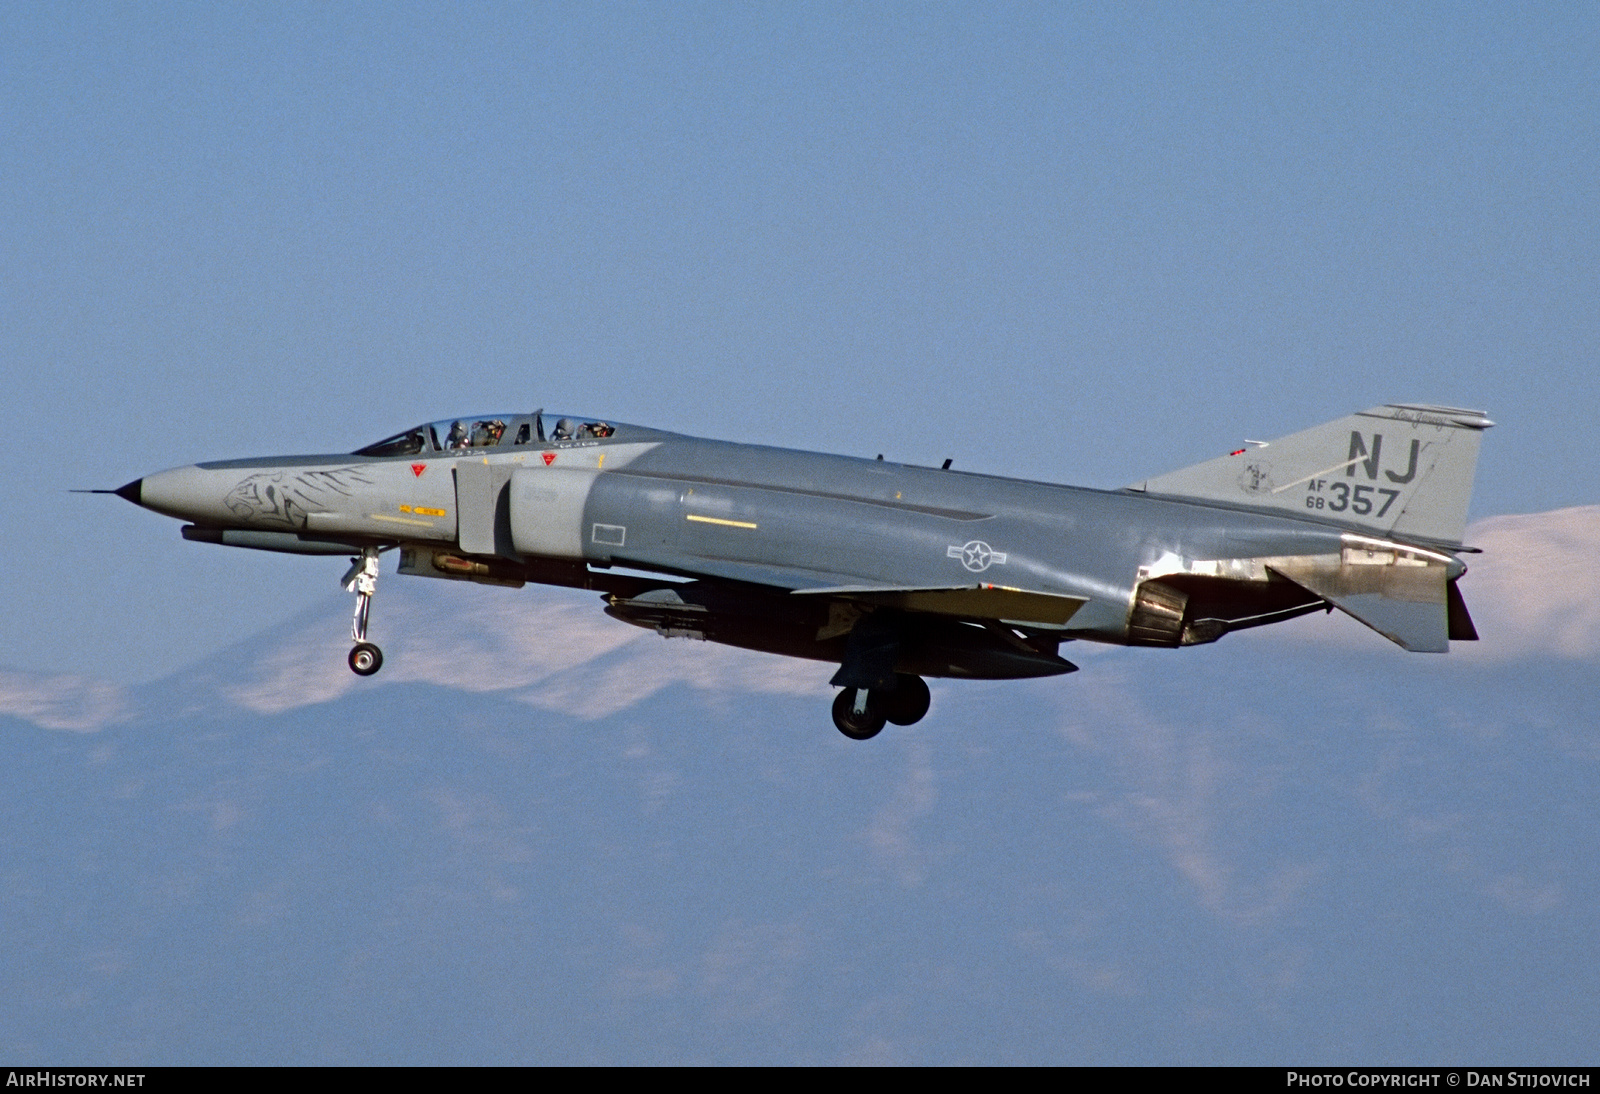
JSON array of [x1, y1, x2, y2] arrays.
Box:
[[342, 547, 384, 676], [349, 641, 383, 675], [830, 673, 931, 740]]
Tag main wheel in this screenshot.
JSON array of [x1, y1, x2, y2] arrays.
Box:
[[880, 674, 931, 726], [348, 642, 384, 676], [832, 689, 886, 740]]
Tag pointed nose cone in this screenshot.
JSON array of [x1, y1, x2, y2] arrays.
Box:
[[135, 464, 232, 522]]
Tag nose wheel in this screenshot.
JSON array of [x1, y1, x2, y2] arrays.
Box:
[[342, 547, 384, 676], [349, 642, 383, 676]]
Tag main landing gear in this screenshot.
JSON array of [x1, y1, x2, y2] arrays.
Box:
[[343, 546, 384, 676], [830, 674, 931, 740]]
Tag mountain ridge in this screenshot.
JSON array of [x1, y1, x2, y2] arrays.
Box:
[[5, 505, 1596, 734]]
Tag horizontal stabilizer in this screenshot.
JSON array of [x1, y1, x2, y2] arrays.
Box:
[[797, 584, 1088, 627], [1268, 542, 1461, 653]]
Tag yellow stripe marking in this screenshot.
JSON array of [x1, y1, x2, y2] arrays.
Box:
[[685, 514, 758, 530], [371, 513, 438, 527], [400, 505, 447, 517]]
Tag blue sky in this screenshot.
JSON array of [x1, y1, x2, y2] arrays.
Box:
[[4, 2, 1596, 680]]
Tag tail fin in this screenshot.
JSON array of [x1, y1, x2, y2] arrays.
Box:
[[1131, 404, 1493, 547]]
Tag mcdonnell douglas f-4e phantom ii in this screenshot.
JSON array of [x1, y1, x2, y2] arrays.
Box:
[[107, 403, 1491, 739]]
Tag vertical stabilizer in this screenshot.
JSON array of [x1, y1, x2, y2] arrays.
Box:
[[1131, 405, 1493, 547]]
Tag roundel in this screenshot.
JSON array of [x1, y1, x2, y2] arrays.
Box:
[[948, 540, 1007, 573]]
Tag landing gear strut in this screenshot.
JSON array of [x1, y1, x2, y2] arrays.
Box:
[[830, 673, 931, 740], [343, 547, 383, 676]]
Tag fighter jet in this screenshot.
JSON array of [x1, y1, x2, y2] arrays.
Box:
[[106, 404, 1491, 739]]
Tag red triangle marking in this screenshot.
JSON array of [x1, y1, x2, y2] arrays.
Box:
[[410, 463, 426, 477], [542, 452, 556, 466]]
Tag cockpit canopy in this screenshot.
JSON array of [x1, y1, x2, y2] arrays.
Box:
[[353, 411, 617, 457]]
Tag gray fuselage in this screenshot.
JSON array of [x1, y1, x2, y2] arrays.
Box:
[[127, 414, 1390, 679]]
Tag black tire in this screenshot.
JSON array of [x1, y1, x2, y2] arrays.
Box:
[[881, 674, 931, 726], [348, 642, 383, 676], [831, 689, 886, 740]]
